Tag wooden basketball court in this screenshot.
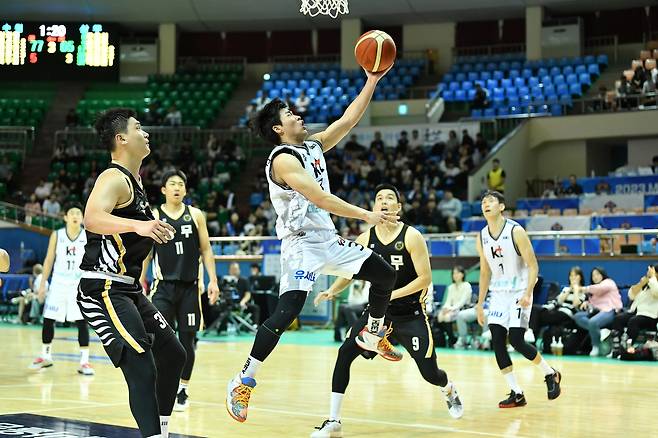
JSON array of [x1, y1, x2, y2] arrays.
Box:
[[0, 324, 656, 437]]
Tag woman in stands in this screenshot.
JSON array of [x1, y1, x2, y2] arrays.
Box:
[[435, 265, 472, 347], [529, 267, 586, 353], [609, 265, 658, 357], [572, 267, 622, 356]]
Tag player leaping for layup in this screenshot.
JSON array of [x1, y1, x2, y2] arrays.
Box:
[[226, 66, 401, 423], [476, 190, 562, 408]]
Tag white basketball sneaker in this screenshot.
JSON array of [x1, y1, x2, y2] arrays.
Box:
[[442, 382, 464, 419], [29, 357, 53, 370], [311, 419, 343, 437], [77, 363, 95, 376]]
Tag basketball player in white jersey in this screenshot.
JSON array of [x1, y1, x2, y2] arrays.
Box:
[[227, 66, 400, 423], [476, 191, 561, 408], [29, 204, 94, 375]]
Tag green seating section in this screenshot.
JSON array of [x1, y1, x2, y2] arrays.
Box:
[[0, 83, 55, 127], [75, 83, 149, 126]]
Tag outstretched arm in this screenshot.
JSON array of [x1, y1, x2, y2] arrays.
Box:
[[309, 67, 392, 152]]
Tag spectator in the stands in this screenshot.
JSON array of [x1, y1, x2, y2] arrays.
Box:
[[474, 133, 489, 153], [541, 180, 558, 199], [418, 195, 442, 233], [24, 194, 42, 225], [486, 158, 505, 193], [435, 266, 472, 347], [82, 171, 97, 201], [573, 267, 622, 357], [42, 194, 61, 216], [395, 130, 409, 155], [652, 155, 658, 174], [295, 90, 310, 116], [641, 77, 656, 106], [164, 104, 182, 126], [34, 179, 51, 201], [595, 180, 611, 195], [218, 187, 235, 210], [461, 130, 474, 149], [65, 141, 81, 160], [344, 134, 365, 156], [143, 102, 162, 125], [632, 66, 646, 91], [438, 190, 462, 232], [370, 131, 385, 153], [409, 129, 423, 150], [472, 84, 489, 110], [244, 104, 257, 123], [445, 130, 460, 155], [617, 75, 634, 109], [458, 145, 474, 172], [0, 156, 13, 184], [564, 174, 583, 196], [226, 212, 243, 236]]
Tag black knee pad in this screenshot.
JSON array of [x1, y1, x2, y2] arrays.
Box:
[[263, 290, 306, 333], [42, 318, 55, 344], [77, 320, 90, 347], [355, 253, 396, 292], [508, 328, 526, 349]]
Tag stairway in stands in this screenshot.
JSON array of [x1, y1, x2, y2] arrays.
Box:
[[213, 77, 262, 129], [21, 82, 86, 195]]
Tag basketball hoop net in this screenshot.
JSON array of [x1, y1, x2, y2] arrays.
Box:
[[300, 0, 349, 18]]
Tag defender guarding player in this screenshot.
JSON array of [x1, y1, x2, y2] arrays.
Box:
[[311, 185, 463, 437], [476, 190, 562, 408], [78, 108, 186, 438], [141, 169, 220, 412], [29, 204, 94, 376], [227, 66, 401, 423]]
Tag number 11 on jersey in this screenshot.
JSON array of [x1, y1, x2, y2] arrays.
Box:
[[175, 241, 184, 255]]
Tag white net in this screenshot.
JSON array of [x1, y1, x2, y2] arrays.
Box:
[[300, 0, 349, 18]]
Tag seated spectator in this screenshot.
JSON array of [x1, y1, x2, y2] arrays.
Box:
[[592, 86, 611, 112], [595, 180, 611, 195], [573, 267, 623, 356], [461, 130, 474, 149], [244, 103, 257, 122], [24, 194, 42, 225], [474, 133, 488, 154], [143, 102, 163, 125], [42, 194, 61, 216], [455, 297, 490, 349], [617, 75, 634, 109], [609, 265, 658, 357], [471, 84, 489, 110], [438, 190, 462, 232], [529, 267, 585, 353], [82, 171, 97, 201], [12, 263, 47, 324], [409, 129, 423, 150], [295, 90, 310, 116], [333, 280, 369, 341], [563, 174, 583, 196], [65, 108, 78, 127], [369, 131, 385, 153], [641, 77, 656, 106], [541, 180, 558, 199], [632, 66, 646, 91], [344, 134, 365, 156], [224, 262, 260, 325], [418, 195, 442, 233], [395, 131, 409, 155], [164, 104, 182, 126], [34, 179, 52, 201], [434, 266, 472, 347], [445, 130, 459, 155]]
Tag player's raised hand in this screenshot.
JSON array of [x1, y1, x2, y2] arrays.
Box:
[[207, 281, 220, 305], [314, 290, 336, 307], [364, 210, 399, 226], [364, 63, 394, 82], [135, 220, 176, 244]]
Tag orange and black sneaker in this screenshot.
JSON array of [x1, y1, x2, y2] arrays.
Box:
[[226, 374, 256, 422], [498, 391, 527, 408], [356, 326, 403, 361]]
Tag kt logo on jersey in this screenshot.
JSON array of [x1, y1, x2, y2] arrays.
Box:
[[491, 245, 503, 258]]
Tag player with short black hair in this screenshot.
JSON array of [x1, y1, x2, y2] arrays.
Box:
[[310, 184, 463, 437], [227, 66, 401, 424], [476, 190, 562, 408], [78, 108, 185, 438], [140, 168, 220, 412]]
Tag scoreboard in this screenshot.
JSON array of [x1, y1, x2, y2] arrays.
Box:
[[0, 22, 119, 80]]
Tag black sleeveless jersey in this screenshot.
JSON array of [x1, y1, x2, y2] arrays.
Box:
[[367, 223, 426, 320], [80, 163, 155, 283], [153, 204, 200, 282]]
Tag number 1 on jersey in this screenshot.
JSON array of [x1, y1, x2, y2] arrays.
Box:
[[175, 241, 184, 255], [498, 263, 504, 274]]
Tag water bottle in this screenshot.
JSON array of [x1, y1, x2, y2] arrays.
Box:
[[550, 337, 558, 355], [556, 337, 563, 356], [227, 324, 237, 336]]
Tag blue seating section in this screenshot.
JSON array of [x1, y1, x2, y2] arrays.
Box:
[[436, 53, 608, 118], [252, 60, 426, 124]]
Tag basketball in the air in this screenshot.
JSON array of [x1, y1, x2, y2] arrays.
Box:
[[354, 30, 396, 72]]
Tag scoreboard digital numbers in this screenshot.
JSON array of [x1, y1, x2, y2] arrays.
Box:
[[0, 22, 119, 81]]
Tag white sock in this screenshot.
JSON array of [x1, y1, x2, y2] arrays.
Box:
[[536, 358, 554, 376], [178, 381, 189, 392], [240, 356, 262, 379], [366, 315, 384, 334], [42, 344, 52, 360], [329, 392, 344, 421], [504, 372, 523, 394], [160, 416, 169, 438], [80, 348, 89, 365]]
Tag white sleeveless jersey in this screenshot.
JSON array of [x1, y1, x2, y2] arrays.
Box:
[[265, 139, 335, 239], [51, 228, 86, 284], [480, 219, 528, 293]]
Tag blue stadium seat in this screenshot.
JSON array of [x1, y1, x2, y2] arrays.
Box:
[[263, 81, 274, 91], [531, 86, 543, 97], [449, 81, 460, 91], [553, 75, 566, 86], [588, 64, 600, 76], [508, 70, 520, 80], [518, 86, 530, 96], [468, 72, 479, 81], [462, 81, 473, 91], [545, 94, 558, 105], [550, 66, 561, 77], [470, 108, 483, 118], [569, 83, 582, 96], [520, 95, 532, 106], [562, 66, 574, 76], [486, 79, 498, 89], [550, 104, 562, 116], [499, 61, 510, 71], [443, 73, 454, 82], [510, 61, 522, 70], [509, 105, 522, 115], [579, 73, 591, 86], [566, 73, 577, 84], [454, 89, 466, 101], [575, 65, 587, 75], [484, 108, 496, 117], [559, 94, 572, 106], [514, 77, 525, 88], [456, 73, 466, 82], [505, 87, 518, 98], [597, 54, 609, 66], [541, 75, 553, 85], [522, 68, 533, 79], [583, 55, 596, 65], [528, 77, 539, 88], [533, 95, 545, 105], [497, 107, 509, 116], [507, 96, 520, 107], [538, 68, 548, 78], [493, 97, 505, 108], [501, 78, 512, 88], [493, 70, 504, 81], [493, 87, 505, 99], [543, 84, 555, 96], [480, 71, 492, 81], [467, 89, 477, 100]]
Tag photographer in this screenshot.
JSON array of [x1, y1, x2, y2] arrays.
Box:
[[224, 263, 260, 325]]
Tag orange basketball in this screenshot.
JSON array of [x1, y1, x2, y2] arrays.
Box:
[[354, 30, 396, 73]]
